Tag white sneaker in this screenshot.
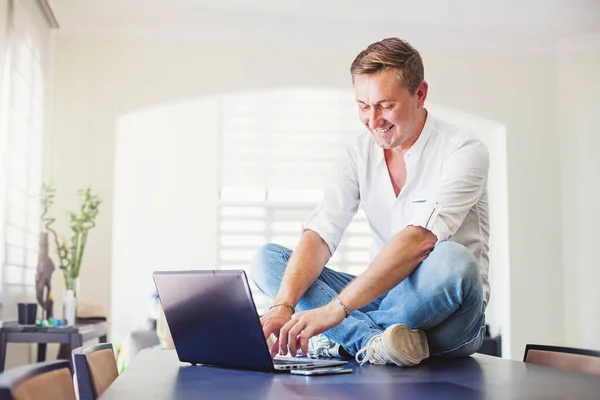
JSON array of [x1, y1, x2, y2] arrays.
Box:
[[295, 334, 341, 358], [355, 324, 429, 367]]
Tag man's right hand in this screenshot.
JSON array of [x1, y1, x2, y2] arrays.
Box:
[[260, 306, 293, 357]]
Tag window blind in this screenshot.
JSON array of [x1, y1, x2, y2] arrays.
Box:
[[0, 0, 51, 314], [218, 89, 372, 314]]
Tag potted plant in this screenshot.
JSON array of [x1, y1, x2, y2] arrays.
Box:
[[40, 182, 101, 301]]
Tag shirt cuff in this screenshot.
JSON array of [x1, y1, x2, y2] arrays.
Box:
[[404, 201, 451, 242]]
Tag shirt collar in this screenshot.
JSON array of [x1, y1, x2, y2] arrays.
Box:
[[374, 109, 434, 165]]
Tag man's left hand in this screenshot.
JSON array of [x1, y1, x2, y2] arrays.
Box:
[[273, 301, 346, 358]]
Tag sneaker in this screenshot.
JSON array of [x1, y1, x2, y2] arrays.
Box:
[[295, 334, 341, 358], [355, 324, 429, 367]]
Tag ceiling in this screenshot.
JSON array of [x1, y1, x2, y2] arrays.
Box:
[[48, 0, 600, 55]]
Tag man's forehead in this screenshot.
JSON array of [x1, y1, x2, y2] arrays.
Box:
[[353, 72, 405, 101]]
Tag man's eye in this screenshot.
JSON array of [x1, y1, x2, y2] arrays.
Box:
[[380, 104, 394, 110], [359, 105, 370, 111]]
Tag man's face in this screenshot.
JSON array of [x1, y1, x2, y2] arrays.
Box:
[[353, 69, 427, 150]]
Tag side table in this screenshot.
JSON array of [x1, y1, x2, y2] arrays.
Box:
[[0, 320, 108, 372]]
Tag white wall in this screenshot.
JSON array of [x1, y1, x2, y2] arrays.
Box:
[[559, 48, 600, 350], [50, 38, 564, 359], [111, 99, 219, 340]]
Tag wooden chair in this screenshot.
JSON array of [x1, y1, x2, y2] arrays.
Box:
[[524, 344, 600, 376], [0, 360, 75, 400], [72, 343, 119, 400]]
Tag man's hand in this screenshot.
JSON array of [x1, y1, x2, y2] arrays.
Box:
[[275, 301, 346, 358], [260, 306, 294, 351]]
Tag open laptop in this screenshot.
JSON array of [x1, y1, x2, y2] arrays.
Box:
[[152, 270, 348, 372]]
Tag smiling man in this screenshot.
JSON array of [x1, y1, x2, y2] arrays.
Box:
[[251, 38, 490, 367]]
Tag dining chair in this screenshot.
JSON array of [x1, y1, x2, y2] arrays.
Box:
[[0, 360, 75, 400], [72, 342, 119, 400], [524, 344, 600, 376]]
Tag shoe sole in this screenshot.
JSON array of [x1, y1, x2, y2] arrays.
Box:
[[383, 324, 430, 367]]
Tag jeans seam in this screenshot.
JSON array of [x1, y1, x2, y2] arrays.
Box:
[[431, 319, 485, 356]]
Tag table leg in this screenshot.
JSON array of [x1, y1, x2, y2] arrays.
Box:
[[37, 343, 47, 362], [0, 330, 7, 372]]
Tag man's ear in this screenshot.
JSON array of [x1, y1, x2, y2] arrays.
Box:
[[416, 80, 428, 106]]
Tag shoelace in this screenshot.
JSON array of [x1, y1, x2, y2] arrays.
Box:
[[307, 335, 338, 358], [355, 335, 400, 366]]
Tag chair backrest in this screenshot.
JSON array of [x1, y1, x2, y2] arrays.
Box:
[[72, 343, 119, 400], [524, 344, 600, 376], [0, 360, 75, 400]]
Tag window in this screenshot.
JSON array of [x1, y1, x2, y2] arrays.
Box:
[[0, 0, 51, 313], [218, 89, 371, 314]]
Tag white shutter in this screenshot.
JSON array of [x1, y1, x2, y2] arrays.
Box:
[[0, 0, 51, 312], [218, 89, 371, 314]]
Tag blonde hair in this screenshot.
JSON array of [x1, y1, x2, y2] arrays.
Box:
[[350, 38, 424, 94]]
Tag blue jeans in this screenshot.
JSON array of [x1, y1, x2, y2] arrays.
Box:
[[250, 241, 486, 357]]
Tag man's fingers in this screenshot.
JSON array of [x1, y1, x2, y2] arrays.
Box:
[[262, 322, 277, 340], [299, 329, 314, 356], [278, 320, 294, 356], [287, 321, 307, 357], [270, 337, 280, 358]]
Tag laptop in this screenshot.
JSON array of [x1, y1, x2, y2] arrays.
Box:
[[152, 270, 348, 372]]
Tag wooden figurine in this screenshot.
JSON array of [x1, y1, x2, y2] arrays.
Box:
[[35, 232, 55, 319]]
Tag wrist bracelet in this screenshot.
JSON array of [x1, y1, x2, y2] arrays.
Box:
[[334, 297, 350, 318], [269, 302, 295, 314]]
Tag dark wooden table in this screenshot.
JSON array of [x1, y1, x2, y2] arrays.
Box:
[[0, 320, 107, 372], [100, 349, 600, 399]]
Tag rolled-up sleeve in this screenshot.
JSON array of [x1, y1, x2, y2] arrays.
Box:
[[302, 145, 360, 255], [405, 138, 489, 241]]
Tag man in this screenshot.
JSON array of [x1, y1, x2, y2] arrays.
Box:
[[251, 37, 489, 367]]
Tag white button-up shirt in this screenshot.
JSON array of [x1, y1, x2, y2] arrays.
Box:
[[303, 112, 491, 303]]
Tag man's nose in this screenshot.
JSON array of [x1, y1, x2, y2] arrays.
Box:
[[368, 108, 383, 130]]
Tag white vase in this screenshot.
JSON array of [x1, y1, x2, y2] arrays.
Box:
[[63, 289, 76, 326]]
